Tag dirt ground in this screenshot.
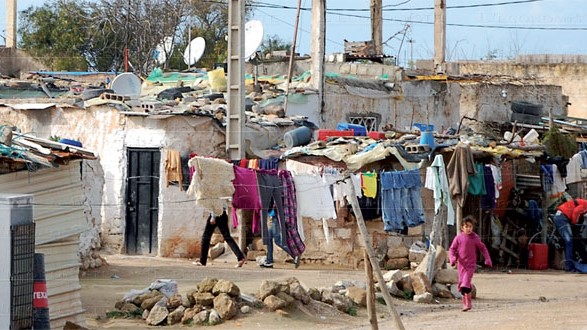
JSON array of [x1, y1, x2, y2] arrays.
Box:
[[80, 254, 587, 330]]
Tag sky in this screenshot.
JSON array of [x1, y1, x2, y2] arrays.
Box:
[[3, 0, 587, 67]]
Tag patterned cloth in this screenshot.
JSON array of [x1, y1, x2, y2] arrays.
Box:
[[279, 170, 305, 257]]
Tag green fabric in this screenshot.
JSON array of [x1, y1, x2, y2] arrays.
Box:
[[467, 163, 486, 196]]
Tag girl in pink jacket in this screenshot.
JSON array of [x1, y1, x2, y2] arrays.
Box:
[[449, 216, 492, 311]]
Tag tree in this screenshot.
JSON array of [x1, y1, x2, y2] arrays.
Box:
[[18, 0, 257, 74], [259, 34, 291, 57], [18, 1, 89, 71]]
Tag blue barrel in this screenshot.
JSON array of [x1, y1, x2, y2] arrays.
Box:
[[33, 253, 50, 330], [284, 126, 312, 148]]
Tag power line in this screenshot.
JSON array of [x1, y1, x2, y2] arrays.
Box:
[[252, 1, 587, 31], [253, 0, 546, 12]]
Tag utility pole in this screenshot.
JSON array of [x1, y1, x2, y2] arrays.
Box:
[[408, 38, 415, 69], [6, 0, 17, 48], [227, 1, 245, 160], [370, 0, 382, 54], [310, 0, 326, 114], [433, 0, 446, 74]]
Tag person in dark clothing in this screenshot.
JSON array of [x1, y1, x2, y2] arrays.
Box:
[[196, 210, 246, 268]]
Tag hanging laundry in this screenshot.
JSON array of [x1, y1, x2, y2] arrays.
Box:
[[424, 154, 455, 226], [467, 162, 486, 196], [362, 172, 378, 198], [232, 166, 262, 230], [279, 170, 306, 253], [257, 170, 287, 247], [165, 149, 183, 191], [187, 156, 235, 215], [381, 169, 425, 231], [481, 165, 496, 210], [446, 142, 476, 207]]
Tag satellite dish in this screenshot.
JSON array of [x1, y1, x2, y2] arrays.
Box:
[[183, 37, 206, 66], [244, 20, 264, 61], [155, 36, 174, 65], [110, 73, 142, 98]]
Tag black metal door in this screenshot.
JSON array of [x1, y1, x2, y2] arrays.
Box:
[[125, 148, 160, 255]]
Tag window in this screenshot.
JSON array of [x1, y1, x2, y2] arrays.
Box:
[[348, 116, 378, 131]]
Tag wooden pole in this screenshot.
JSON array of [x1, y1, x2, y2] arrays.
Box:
[[283, 0, 302, 114], [364, 249, 378, 330], [347, 182, 405, 330]]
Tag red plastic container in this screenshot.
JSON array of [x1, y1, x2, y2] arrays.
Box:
[[528, 243, 548, 270], [368, 131, 386, 140], [317, 129, 354, 141]]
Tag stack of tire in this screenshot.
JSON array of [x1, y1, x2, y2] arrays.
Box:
[[511, 101, 543, 124]]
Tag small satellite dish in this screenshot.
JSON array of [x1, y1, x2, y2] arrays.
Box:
[[110, 73, 142, 98], [244, 20, 264, 61], [155, 36, 174, 65], [183, 37, 206, 66]]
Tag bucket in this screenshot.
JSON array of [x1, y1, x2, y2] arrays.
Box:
[[413, 123, 435, 148], [33, 253, 50, 330], [528, 243, 548, 270], [284, 126, 312, 148]]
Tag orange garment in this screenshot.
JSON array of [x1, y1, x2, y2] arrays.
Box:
[[165, 149, 183, 191], [557, 199, 587, 225]]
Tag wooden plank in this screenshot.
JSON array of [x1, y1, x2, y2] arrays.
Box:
[[364, 249, 378, 330], [347, 181, 405, 330]]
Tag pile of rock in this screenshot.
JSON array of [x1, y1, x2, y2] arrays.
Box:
[[113, 278, 245, 326], [378, 245, 476, 303], [255, 277, 366, 315]]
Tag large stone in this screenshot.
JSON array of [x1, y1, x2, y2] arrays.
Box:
[[185, 289, 197, 306], [119, 302, 141, 313], [386, 281, 404, 298], [212, 279, 240, 297], [146, 298, 169, 326], [450, 284, 462, 299], [197, 278, 218, 293], [382, 269, 403, 283], [208, 310, 222, 325], [213, 293, 238, 320], [192, 292, 215, 306], [264, 295, 288, 311], [133, 291, 162, 307], [209, 243, 225, 260], [413, 292, 433, 304], [275, 292, 295, 306], [411, 272, 432, 295], [289, 282, 311, 304], [331, 293, 352, 313], [167, 294, 183, 310], [258, 280, 280, 300], [167, 305, 185, 325], [399, 274, 413, 295], [408, 242, 428, 263], [384, 257, 409, 270], [210, 232, 224, 246], [181, 306, 203, 324], [308, 288, 321, 301], [193, 310, 209, 325], [141, 295, 164, 310], [432, 283, 453, 299], [387, 245, 409, 259], [434, 268, 458, 284], [346, 286, 367, 307]]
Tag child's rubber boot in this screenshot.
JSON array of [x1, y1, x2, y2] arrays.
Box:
[[463, 293, 472, 311], [461, 295, 469, 311]]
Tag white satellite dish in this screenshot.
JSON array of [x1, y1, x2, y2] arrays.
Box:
[[244, 20, 264, 61], [110, 73, 142, 98], [183, 37, 206, 66], [155, 36, 174, 65]]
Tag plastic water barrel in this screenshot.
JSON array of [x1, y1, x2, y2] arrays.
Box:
[[33, 253, 50, 330], [528, 243, 548, 270], [284, 126, 312, 148]]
